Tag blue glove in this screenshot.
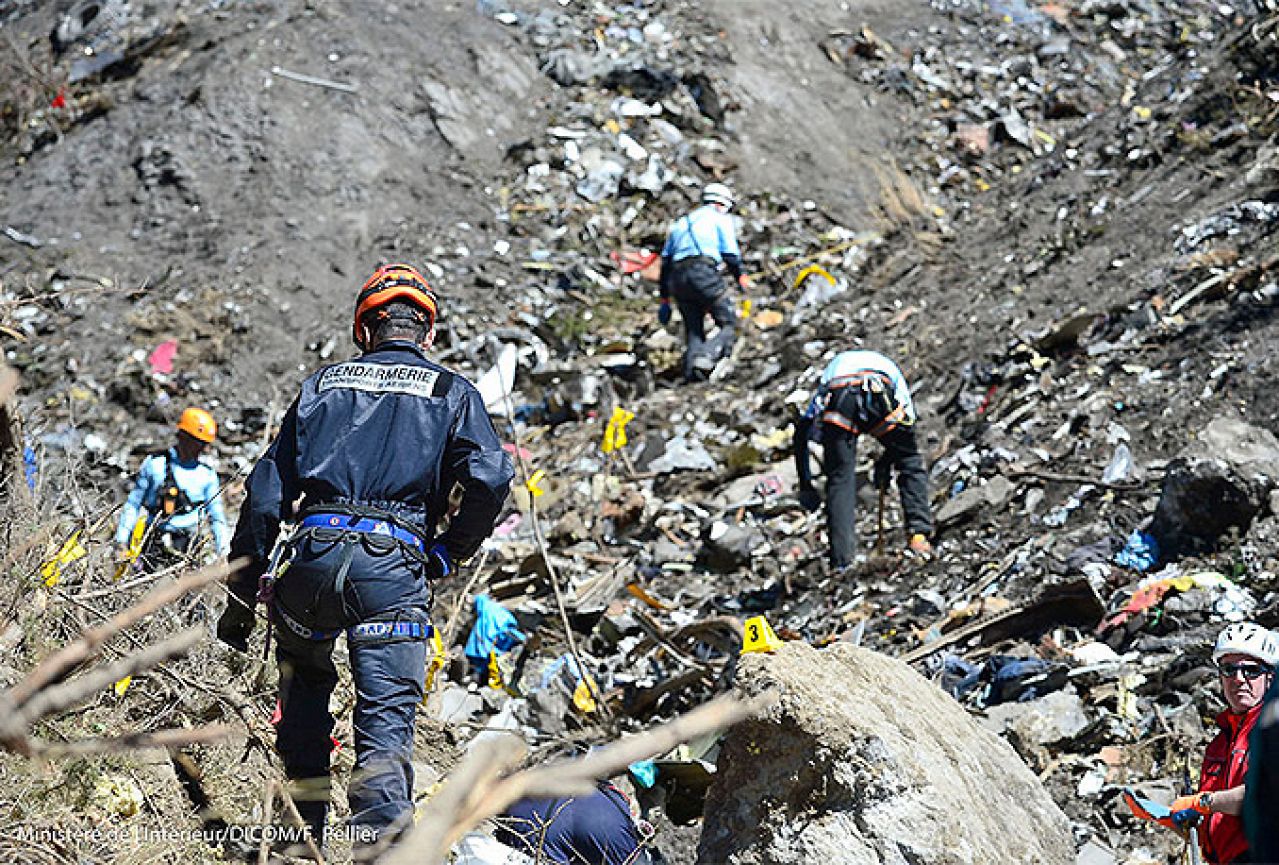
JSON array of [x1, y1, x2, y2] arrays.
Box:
[[657, 300, 672, 325], [465, 594, 526, 668]]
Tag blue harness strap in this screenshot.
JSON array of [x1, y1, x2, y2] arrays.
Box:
[[275, 603, 434, 643], [301, 512, 425, 552], [349, 620, 434, 642]]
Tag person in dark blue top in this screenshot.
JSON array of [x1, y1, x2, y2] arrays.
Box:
[[658, 183, 747, 382], [1245, 677, 1279, 863], [215, 263, 514, 860], [496, 782, 659, 864]]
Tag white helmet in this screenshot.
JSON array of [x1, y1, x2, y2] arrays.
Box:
[[1213, 622, 1279, 667], [702, 182, 735, 209]]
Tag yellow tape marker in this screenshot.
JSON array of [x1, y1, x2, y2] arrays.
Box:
[[40, 530, 86, 588], [114, 516, 148, 581], [487, 651, 504, 690], [741, 615, 784, 655], [113, 676, 132, 697], [573, 677, 598, 714], [526, 469, 546, 498], [601, 406, 636, 454], [422, 630, 447, 701], [793, 264, 835, 291]]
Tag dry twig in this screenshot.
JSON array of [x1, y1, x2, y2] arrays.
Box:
[[31, 724, 233, 759], [5, 558, 241, 707], [488, 339, 611, 720], [0, 559, 244, 756], [382, 691, 775, 865]]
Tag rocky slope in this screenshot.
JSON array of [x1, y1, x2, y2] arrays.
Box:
[[1, 1, 1278, 863]]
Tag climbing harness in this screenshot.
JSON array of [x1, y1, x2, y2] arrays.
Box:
[[264, 504, 438, 645]]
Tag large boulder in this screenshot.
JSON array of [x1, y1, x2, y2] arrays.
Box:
[[698, 642, 1073, 865], [1149, 418, 1279, 557]]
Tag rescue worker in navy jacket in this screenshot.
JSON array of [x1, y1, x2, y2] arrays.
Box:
[[215, 263, 514, 858], [657, 183, 748, 382]]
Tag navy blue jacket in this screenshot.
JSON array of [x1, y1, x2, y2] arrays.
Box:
[[497, 784, 649, 864], [229, 341, 513, 598]]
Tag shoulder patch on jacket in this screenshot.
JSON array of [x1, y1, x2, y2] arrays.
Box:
[[318, 362, 441, 397]]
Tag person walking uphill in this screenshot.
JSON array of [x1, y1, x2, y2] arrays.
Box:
[[657, 183, 748, 382], [793, 349, 934, 569], [115, 407, 229, 569], [215, 263, 514, 860]]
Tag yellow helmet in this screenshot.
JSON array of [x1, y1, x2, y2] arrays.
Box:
[[177, 407, 217, 443]]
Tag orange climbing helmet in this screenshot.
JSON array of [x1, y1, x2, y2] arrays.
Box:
[[177, 407, 217, 443], [353, 263, 439, 350]]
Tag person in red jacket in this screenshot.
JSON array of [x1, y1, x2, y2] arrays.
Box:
[[1171, 622, 1278, 864]]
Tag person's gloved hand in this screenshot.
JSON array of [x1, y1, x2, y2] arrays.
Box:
[[216, 599, 256, 653], [426, 543, 453, 580], [798, 486, 822, 512], [657, 299, 672, 325], [1170, 794, 1211, 816]]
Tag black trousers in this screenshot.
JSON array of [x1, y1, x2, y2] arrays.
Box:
[[670, 258, 736, 381], [823, 424, 933, 567]]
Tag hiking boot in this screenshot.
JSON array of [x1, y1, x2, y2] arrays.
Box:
[[907, 534, 934, 557]]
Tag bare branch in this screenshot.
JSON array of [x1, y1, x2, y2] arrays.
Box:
[[13, 627, 204, 733], [31, 724, 234, 758], [274, 780, 329, 865], [4, 558, 241, 707], [383, 691, 776, 865], [0, 364, 17, 404]]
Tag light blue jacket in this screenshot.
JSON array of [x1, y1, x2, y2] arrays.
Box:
[[660, 204, 741, 263], [802, 350, 918, 427], [115, 447, 228, 553]]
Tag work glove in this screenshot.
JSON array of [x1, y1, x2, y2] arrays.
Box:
[[1170, 794, 1211, 816], [657, 299, 672, 325], [425, 543, 453, 580], [216, 598, 256, 653], [1122, 789, 1201, 833], [797, 486, 822, 513]]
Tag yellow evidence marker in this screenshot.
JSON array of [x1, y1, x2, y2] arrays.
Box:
[[741, 615, 784, 655]]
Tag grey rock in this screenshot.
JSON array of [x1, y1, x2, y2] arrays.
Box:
[[1075, 839, 1117, 865], [699, 642, 1073, 865], [1150, 417, 1279, 556], [702, 520, 769, 571], [645, 434, 717, 474], [435, 683, 484, 726], [936, 475, 1012, 527], [980, 687, 1091, 748]]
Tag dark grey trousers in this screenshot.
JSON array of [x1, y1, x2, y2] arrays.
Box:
[[671, 258, 736, 381], [824, 424, 933, 567]]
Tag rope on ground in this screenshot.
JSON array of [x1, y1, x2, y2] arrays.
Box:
[[486, 338, 613, 721]]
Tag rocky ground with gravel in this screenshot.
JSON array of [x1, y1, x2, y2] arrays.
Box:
[[1, 1, 1278, 863]]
